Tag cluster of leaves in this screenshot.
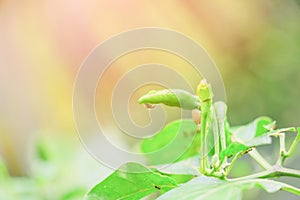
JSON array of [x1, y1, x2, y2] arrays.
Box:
[[86, 80, 300, 200]]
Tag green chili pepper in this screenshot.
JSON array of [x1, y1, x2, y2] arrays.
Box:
[[138, 89, 200, 110]]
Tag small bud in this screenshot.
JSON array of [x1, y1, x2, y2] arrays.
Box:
[[197, 79, 213, 102]]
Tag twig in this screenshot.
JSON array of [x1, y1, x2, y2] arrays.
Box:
[[283, 128, 300, 158], [249, 149, 272, 170], [227, 165, 300, 181]]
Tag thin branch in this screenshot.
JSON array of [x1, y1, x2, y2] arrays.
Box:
[[223, 152, 243, 177], [284, 128, 300, 158], [249, 149, 272, 170], [276, 133, 287, 166], [227, 165, 300, 182]]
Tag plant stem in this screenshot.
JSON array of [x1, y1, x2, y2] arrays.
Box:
[[276, 133, 286, 165], [197, 80, 213, 175], [276, 128, 300, 166], [227, 178, 300, 196], [224, 152, 243, 177], [218, 117, 227, 166], [212, 108, 220, 167], [199, 103, 211, 174], [284, 128, 300, 157], [279, 133, 286, 154], [214, 104, 228, 170], [249, 149, 272, 170], [227, 165, 300, 181], [199, 106, 207, 174]]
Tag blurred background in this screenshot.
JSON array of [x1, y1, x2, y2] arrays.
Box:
[[0, 0, 300, 199]]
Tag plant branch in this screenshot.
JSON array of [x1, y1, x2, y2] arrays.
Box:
[[276, 128, 300, 166], [276, 133, 287, 165], [230, 178, 300, 196], [212, 109, 220, 168], [197, 79, 213, 175], [223, 152, 243, 177], [215, 104, 227, 169], [199, 107, 208, 174], [284, 128, 300, 158], [249, 149, 272, 170], [227, 165, 300, 182]]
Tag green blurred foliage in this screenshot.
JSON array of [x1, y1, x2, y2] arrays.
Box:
[[224, 2, 300, 128], [0, 137, 110, 200]]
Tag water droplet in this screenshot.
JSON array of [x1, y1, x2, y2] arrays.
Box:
[[144, 103, 157, 110]]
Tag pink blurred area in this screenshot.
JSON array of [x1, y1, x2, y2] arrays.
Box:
[[0, 0, 275, 174]]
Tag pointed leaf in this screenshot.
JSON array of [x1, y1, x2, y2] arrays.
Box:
[[141, 120, 199, 165], [158, 176, 300, 200], [85, 162, 177, 200], [245, 127, 297, 147], [231, 117, 273, 144], [220, 143, 249, 159], [150, 169, 194, 185], [154, 156, 201, 176]]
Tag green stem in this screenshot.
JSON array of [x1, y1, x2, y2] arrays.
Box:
[[224, 152, 243, 177], [199, 108, 206, 174], [227, 165, 300, 182], [276, 133, 286, 165], [226, 178, 300, 196], [212, 108, 220, 168], [282, 185, 300, 196], [197, 79, 214, 175], [249, 149, 272, 170], [214, 104, 227, 170], [276, 128, 300, 166], [284, 128, 300, 157], [199, 102, 211, 174]]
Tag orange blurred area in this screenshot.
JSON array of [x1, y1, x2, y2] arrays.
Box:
[[0, 0, 300, 178]]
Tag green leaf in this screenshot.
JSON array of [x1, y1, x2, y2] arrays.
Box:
[[157, 176, 300, 200], [264, 127, 297, 136], [141, 120, 199, 165], [85, 162, 177, 200], [150, 169, 194, 185], [225, 121, 233, 147], [220, 117, 274, 159], [220, 143, 249, 159], [62, 188, 88, 200], [230, 117, 273, 146], [154, 156, 200, 176], [150, 157, 200, 185], [138, 89, 200, 110]]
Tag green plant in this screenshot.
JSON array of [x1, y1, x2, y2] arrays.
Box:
[[0, 136, 104, 200], [85, 79, 300, 200]]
